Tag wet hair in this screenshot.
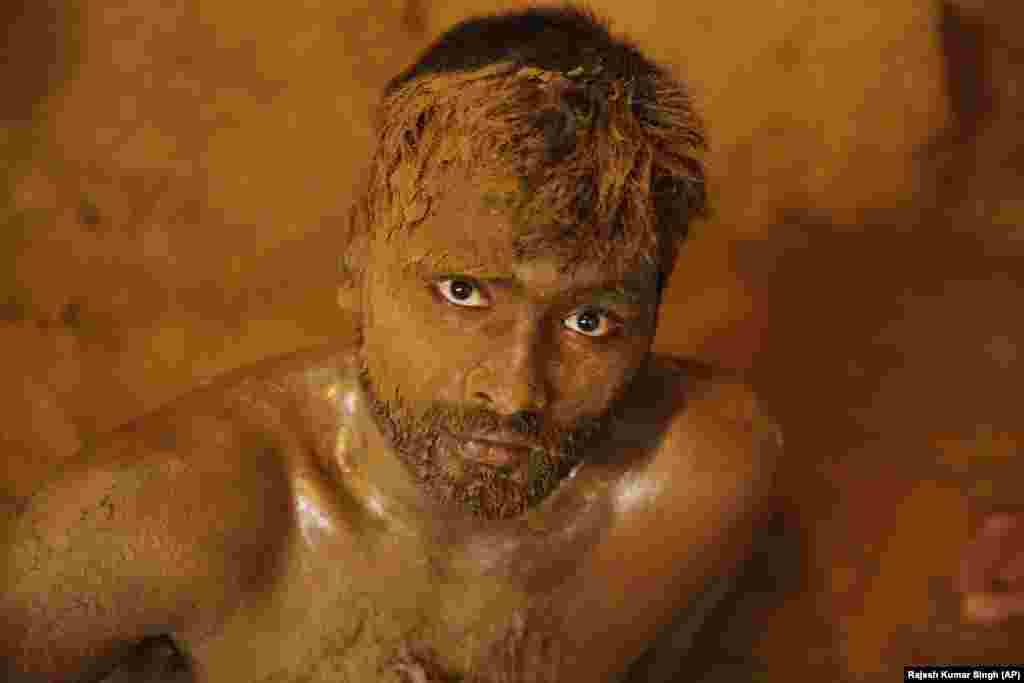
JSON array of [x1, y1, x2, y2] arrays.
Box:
[[342, 3, 707, 294]]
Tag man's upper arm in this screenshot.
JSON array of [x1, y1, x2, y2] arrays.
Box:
[[624, 370, 783, 682], [640, 367, 783, 595], [564, 362, 783, 681], [1, 406, 296, 682]]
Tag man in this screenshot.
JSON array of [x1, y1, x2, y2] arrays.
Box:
[[2, 6, 783, 681]]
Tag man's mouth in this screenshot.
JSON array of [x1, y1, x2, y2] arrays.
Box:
[[449, 432, 540, 467]]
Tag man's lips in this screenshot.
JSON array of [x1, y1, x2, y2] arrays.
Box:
[[450, 433, 539, 467]]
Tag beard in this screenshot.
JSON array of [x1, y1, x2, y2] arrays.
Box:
[[357, 360, 619, 521]]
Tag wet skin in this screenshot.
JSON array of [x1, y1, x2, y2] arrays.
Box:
[[2, 177, 782, 682]]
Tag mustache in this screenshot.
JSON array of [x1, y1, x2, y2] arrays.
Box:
[[407, 403, 553, 450], [435, 406, 542, 439], [358, 365, 604, 453]]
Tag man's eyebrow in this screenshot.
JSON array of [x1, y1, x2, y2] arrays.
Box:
[[556, 281, 646, 304], [408, 254, 499, 277]]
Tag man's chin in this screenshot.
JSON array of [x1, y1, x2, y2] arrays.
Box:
[[400, 442, 555, 521]]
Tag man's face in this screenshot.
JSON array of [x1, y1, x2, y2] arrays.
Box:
[[357, 172, 660, 520]]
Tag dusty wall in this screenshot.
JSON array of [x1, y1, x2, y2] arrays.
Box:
[[2, 0, 1021, 679]]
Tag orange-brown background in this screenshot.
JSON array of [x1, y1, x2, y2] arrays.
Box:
[[2, 0, 1021, 679]]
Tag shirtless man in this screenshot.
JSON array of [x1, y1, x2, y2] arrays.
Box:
[[2, 6, 783, 682]]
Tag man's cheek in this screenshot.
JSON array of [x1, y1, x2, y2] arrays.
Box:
[[384, 346, 461, 407], [366, 311, 438, 374], [557, 353, 632, 407]]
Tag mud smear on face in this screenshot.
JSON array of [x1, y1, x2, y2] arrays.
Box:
[[357, 363, 613, 521]]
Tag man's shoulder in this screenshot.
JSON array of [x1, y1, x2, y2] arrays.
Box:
[[639, 353, 783, 486], [187, 337, 361, 400], [95, 339, 364, 528], [647, 353, 780, 442], [42, 339, 367, 572], [120, 336, 361, 457], [75, 341, 357, 478]]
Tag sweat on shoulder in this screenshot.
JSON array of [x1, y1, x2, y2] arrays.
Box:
[[2, 5, 781, 683]]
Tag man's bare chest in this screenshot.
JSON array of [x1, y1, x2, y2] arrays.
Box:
[[185, 529, 596, 683], [171, 352, 699, 681]]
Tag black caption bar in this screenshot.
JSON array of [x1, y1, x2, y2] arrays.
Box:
[[906, 667, 1023, 681]]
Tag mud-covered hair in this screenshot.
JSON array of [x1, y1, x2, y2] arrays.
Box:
[[342, 3, 707, 294]]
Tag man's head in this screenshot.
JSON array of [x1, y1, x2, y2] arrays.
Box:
[[342, 4, 707, 520]]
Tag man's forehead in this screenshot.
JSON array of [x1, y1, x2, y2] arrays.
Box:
[[392, 174, 521, 264], [383, 169, 658, 297], [414, 173, 522, 243]]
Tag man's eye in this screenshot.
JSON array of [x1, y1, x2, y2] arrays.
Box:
[[435, 278, 489, 308], [563, 309, 617, 337]]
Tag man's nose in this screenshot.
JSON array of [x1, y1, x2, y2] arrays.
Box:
[[464, 327, 550, 416]]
